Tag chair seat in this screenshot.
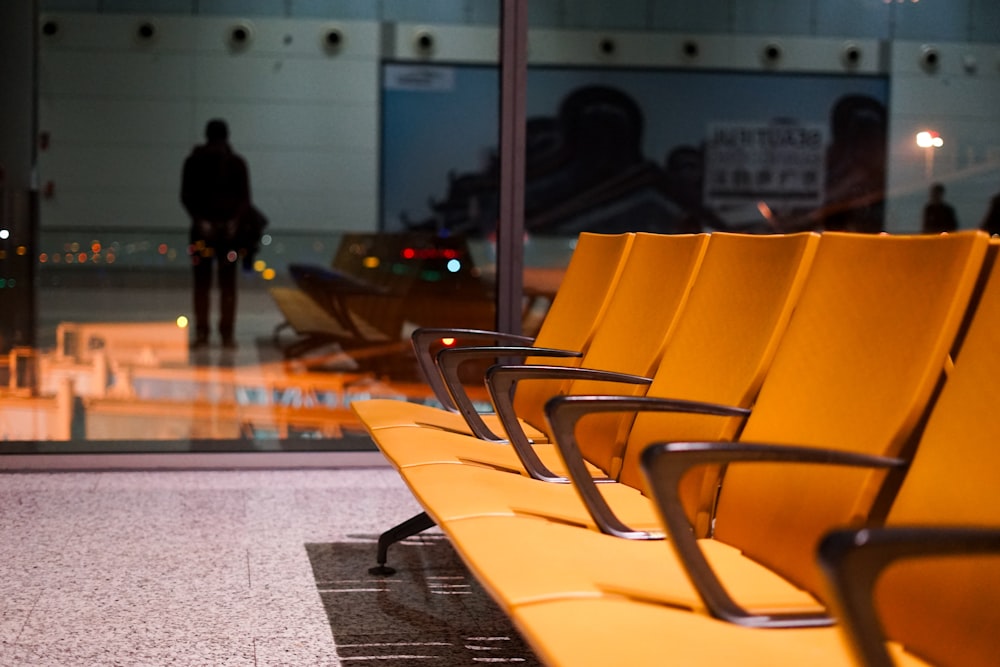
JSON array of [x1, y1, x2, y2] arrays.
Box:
[[511, 597, 926, 667], [368, 425, 613, 476], [439, 514, 821, 614], [351, 398, 548, 443], [399, 463, 656, 528]]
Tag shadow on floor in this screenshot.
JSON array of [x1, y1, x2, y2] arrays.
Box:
[[306, 534, 541, 665]]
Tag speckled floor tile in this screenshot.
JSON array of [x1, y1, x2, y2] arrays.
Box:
[[5, 638, 257, 666], [1, 607, 31, 644], [0, 468, 534, 666], [251, 636, 340, 666]]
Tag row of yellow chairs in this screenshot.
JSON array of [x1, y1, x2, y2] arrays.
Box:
[[351, 230, 1000, 666]]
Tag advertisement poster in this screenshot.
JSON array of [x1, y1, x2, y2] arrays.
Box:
[[382, 64, 888, 236]]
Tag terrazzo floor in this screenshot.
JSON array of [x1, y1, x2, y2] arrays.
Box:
[[0, 468, 540, 666]]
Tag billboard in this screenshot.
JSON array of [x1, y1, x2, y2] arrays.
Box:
[[382, 63, 889, 236]]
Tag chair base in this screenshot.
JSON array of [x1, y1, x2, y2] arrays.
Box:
[[368, 511, 437, 576]]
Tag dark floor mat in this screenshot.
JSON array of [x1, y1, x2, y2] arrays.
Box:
[[306, 534, 542, 665]]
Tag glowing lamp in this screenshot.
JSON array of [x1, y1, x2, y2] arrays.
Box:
[[916, 131, 943, 148]]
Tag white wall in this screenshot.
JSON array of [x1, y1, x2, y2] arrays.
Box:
[[36, 11, 1000, 237], [885, 40, 1000, 232], [37, 13, 380, 234]]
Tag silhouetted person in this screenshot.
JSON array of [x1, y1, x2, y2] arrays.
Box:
[[980, 188, 1000, 237], [922, 183, 959, 234], [821, 95, 887, 233], [181, 119, 250, 349]]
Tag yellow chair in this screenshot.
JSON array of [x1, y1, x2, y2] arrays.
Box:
[[507, 233, 1000, 667], [434, 231, 988, 620], [366, 232, 710, 574], [816, 246, 1000, 667], [392, 231, 819, 529], [351, 231, 635, 441], [373, 230, 818, 585], [377, 231, 712, 479]]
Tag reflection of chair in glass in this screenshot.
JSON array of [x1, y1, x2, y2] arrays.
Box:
[[269, 231, 495, 371], [507, 234, 1000, 667], [353, 231, 636, 442], [270, 263, 405, 362], [424, 231, 988, 620]]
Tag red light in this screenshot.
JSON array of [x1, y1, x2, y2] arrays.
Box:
[[441, 337, 456, 347], [158, 243, 169, 255], [400, 247, 464, 260]]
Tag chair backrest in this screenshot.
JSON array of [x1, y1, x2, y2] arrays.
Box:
[[511, 232, 635, 429], [712, 230, 989, 596], [615, 232, 821, 529], [565, 232, 710, 473], [869, 247, 1000, 667], [529, 232, 635, 353]]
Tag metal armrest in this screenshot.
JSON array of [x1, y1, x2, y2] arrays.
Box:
[[436, 346, 582, 441], [545, 395, 749, 535], [486, 368, 656, 482], [640, 441, 906, 629], [411, 327, 536, 411], [819, 526, 1000, 667]]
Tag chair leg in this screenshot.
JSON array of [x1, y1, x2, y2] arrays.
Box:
[[368, 511, 437, 575]]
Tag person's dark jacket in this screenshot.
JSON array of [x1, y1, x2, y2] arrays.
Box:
[[922, 202, 958, 234], [181, 141, 250, 243], [981, 195, 1000, 237]]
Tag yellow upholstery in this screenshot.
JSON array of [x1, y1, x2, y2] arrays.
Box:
[[502, 237, 999, 667], [511, 232, 638, 431], [398, 463, 660, 529], [711, 231, 988, 597], [510, 597, 927, 667], [845, 248, 1000, 667], [363, 232, 822, 584], [412, 232, 988, 617], [611, 231, 819, 522], [371, 232, 815, 489], [351, 399, 550, 442], [368, 425, 605, 477], [351, 231, 635, 437], [363, 232, 709, 473], [354, 232, 1000, 667], [442, 514, 820, 613]]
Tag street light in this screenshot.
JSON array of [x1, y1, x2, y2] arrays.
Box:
[[916, 130, 943, 180]]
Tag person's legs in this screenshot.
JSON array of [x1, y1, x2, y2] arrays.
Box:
[[217, 249, 238, 347], [191, 253, 213, 346]]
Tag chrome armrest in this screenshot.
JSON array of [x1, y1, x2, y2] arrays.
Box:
[[819, 525, 1000, 667], [411, 327, 535, 411], [641, 441, 905, 629], [545, 395, 749, 537], [436, 345, 582, 441], [486, 367, 655, 481]]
